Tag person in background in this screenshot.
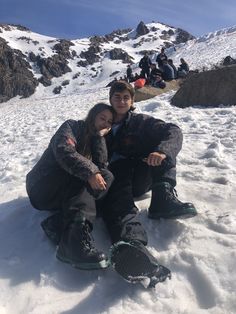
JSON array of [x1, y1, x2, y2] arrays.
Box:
[[156, 47, 168, 69], [162, 59, 175, 81], [26, 103, 114, 270], [177, 58, 190, 78], [149, 63, 163, 82], [139, 52, 152, 79], [126, 64, 133, 82]]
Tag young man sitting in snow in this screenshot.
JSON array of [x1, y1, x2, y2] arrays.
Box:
[[101, 81, 198, 245]]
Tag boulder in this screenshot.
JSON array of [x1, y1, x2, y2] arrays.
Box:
[[134, 80, 181, 102], [109, 48, 133, 63], [171, 65, 236, 107]]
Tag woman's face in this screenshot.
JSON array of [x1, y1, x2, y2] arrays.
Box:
[[94, 109, 113, 132], [110, 90, 133, 116]]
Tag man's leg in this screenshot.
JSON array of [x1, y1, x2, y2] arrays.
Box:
[[101, 159, 148, 245]]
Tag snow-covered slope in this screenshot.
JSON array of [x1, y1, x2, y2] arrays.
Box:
[[0, 22, 184, 97], [0, 22, 235, 101], [0, 23, 236, 314]]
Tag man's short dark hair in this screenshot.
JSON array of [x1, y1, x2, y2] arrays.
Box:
[[109, 81, 135, 100]]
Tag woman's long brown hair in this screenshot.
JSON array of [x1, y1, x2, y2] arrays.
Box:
[[79, 103, 113, 158]]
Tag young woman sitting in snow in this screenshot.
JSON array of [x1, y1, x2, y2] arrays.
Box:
[[26, 103, 114, 270]]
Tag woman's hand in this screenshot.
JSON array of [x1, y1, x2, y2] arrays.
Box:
[[98, 127, 111, 137], [88, 173, 107, 190], [143, 152, 166, 166]]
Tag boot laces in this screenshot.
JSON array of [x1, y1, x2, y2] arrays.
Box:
[[165, 186, 182, 204], [81, 223, 97, 253]]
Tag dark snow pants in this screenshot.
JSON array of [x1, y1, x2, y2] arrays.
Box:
[[101, 158, 177, 245], [27, 168, 114, 223]]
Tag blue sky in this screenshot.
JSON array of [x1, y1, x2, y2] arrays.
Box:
[[1, 0, 236, 39]]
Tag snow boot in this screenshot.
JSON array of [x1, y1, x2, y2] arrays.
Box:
[[109, 241, 171, 288], [56, 216, 109, 270], [41, 212, 63, 245], [148, 182, 197, 219]]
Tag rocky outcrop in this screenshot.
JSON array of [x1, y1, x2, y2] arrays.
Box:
[[171, 65, 236, 107], [53, 39, 74, 59], [36, 54, 71, 79], [0, 24, 30, 32], [136, 21, 149, 38], [34, 40, 72, 84], [175, 28, 195, 44], [0, 38, 38, 103], [109, 48, 133, 63], [79, 45, 101, 65], [222, 55, 236, 66]]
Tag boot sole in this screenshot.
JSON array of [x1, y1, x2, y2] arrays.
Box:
[[56, 252, 109, 270], [109, 241, 171, 288], [110, 241, 159, 282], [148, 211, 197, 220]]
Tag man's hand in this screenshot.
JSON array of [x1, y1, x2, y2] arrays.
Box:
[[143, 152, 166, 167], [88, 173, 107, 190]]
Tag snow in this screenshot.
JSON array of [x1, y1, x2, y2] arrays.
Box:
[[0, 24, 236, 314]]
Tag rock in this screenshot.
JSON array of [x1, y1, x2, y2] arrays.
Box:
[[175, 28, 195, 44], [109, 48, 133, 63], [36, 54, 71, 79], [38, 76, 51, 86], [61, 80, 70, 86], [0, 37, 38, 103], [53, 39, 74, 59], [134, 80, 181, 102], [222, 55, 236, 66], [171, 65, 236, 107], [28, 51, 37, 62], [136, 21, 149, 37], [53, 86, 62, 94], [80, 45, 101, 65]]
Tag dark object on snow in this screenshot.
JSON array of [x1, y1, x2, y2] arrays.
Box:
[[171, 65, 236, 107], [57, 215, 109, 269], [222, 55, 236, 66], [148, 182, 197, 219], [109, 240, 171, 288]]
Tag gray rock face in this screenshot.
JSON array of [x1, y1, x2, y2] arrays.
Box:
[[136, 21, 149, 37], [79, 45, 101, 65], [0, 38, 38, 103], [36, 54, 71, 79], [175, 28, 195, 44], [53, 39, 74, 59], [171, 65, 236, 107], [109, 48, 133, 63]]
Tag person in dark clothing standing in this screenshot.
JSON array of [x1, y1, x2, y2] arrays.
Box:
[[126, 64, 133, 82], [26, 103, 114, 270], [139, 52, 152, 79], [101, 81, 197, 246], [156, 47, 168, 69]]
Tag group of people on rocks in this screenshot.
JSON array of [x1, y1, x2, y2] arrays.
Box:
[[123, 48, 190, 89], [26, 80, 197, 282], [106, 48, 190, 89]]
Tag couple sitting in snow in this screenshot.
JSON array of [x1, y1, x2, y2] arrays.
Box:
[[26, 81, 197, 276]]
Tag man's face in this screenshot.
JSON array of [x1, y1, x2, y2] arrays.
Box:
[[110, 90, 133, 116]]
